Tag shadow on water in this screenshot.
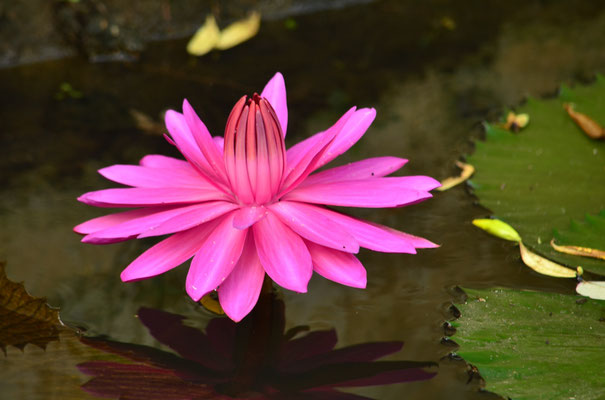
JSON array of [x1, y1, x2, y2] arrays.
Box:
[[1, 0, 605, 398]]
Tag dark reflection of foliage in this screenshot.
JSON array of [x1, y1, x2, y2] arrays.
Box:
[[78, 292, 436, 399]]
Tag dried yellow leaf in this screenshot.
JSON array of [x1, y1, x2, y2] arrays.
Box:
[[519, 242, 576, 278], [186, 15, 221, 56], [215, 12, 261, 50], [576, 280, 605, 300], [564, 103, 605, 140], [472, 218, 522, 242], [437, 161, 475, 191], [550, 238, 605, 261]]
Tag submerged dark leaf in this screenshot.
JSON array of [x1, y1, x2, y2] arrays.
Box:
[[0, 262, 64, 354]]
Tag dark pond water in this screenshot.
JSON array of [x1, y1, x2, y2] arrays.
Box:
[[2, 1, 605, 398]]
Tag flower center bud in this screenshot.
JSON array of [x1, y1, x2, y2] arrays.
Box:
[[224, 93, 286, 205]]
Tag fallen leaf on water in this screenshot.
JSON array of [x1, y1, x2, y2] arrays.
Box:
[[519, 242, 576, 278], [564, 103, 605, 139], [437, 161, 475, 191], [187, 12, 261, 56], [0, 262, 65, 354], [200, 292, 224, 315], [215, 11, 261, 50], [502, 112, 530, 132], [472, 218, 522, 242], [576, 280, 605, 300], [550, 238, 605, 261], [186, 14, 221, 56]]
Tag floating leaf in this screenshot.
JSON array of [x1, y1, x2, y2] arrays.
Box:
[[215, 12, 261, 51], [576, 280, 605, 300], [0, 262, 65, 354], [472, 218, 521, 242], [467, 78, 605, 275], [186, 12, 261, 56], [129, 109, 166, 136], [519, 241, 576, 278], [564, 102, 605, 139], [437, 161, 474, 191], [186, 15, 221, 56], [455, 287, 605, 399]]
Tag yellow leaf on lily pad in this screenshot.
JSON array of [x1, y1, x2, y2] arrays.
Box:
[[436, 161, 475, 191], [187, 15, 221, 56], [215, 11, 261, 50], [576, 280, 605, 300], [564, 103, 605, 140], [503, 112, 530, 132], [550, 238, 605, 261], [472, 218, 522, 242], [519, 242, 576, 278]]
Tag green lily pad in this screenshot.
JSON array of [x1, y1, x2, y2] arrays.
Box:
[[455, 287, 605, 400], [467, 76, 605, 275]]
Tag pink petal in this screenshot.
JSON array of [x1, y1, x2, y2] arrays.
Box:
[[285, 107, 356, 170], [120, 222, 218, 282], [138, 201, 238, 238], [164, 110, 210, 172], [82, 204, 211, 243], [78, 187, 231, 207], [316, 108, 376, 170], [74, 208, 160, 235], [290, 203, 437, 253], [139, 154, 190, 169], [283, 177, 438, 208], [213, 136, 224, 152], [301, 157, 408, 186], [182, 99, 229, 182], [306, 241, 366, 288], [260, 72, 288, 136], [186, 214, 247, 301], [253, 211, 312, 293], [269, 201, 359, 253], [218, 234, 265, 322], [232, 206, 268, 230], [98, 164, 210, 188]]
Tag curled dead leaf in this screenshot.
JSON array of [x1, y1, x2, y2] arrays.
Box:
[[550, 238, 605, 261], [564, 103, 605, 140], [437, 161, 475, 191], [519, 242, 576, 278]]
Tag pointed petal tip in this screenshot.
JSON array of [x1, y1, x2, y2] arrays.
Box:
[[185, 284, 207, 302]]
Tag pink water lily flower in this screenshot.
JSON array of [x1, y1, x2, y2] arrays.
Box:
[[75, 73, 439, 322]]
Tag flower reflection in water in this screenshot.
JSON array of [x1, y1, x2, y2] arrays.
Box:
[[78, 289, 436, 399]]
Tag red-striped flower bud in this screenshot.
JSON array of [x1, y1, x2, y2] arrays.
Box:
[[224, 94, 286, 205]]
